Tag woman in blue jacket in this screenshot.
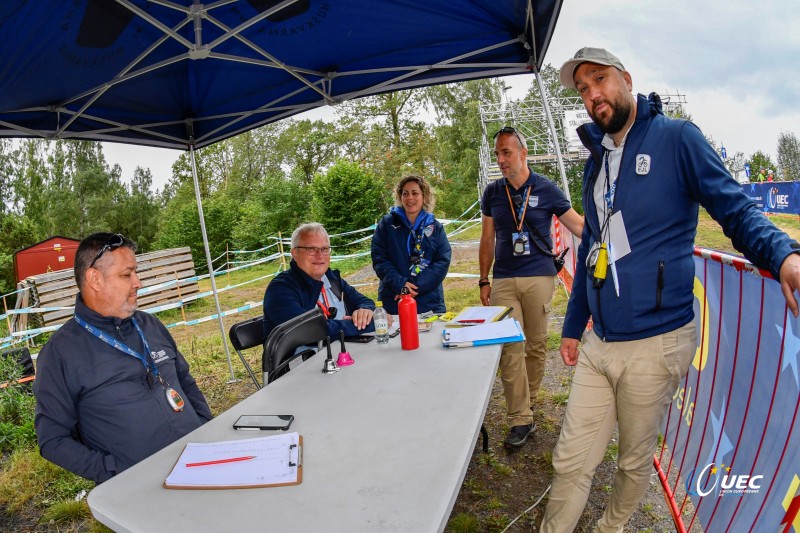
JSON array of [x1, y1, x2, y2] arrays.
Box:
[[371, 175, 452, 315]]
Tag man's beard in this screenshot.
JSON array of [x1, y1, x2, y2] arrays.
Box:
[[591, 97, 632, 135], [121, 300, 138, 318]]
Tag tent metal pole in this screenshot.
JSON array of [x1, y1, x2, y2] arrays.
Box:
[[189, 145, 237, 383], [534, 72, 580, 252]]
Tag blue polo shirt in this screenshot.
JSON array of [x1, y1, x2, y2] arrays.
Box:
[[481, 169, 571, 279]]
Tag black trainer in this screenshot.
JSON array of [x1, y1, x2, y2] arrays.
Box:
[[504, 423, 536, 448]]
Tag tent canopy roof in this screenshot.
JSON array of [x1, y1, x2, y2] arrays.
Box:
[[0, 0, 562, 150]]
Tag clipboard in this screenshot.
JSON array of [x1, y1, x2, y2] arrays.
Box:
[[163, 433, 303, 490], [449, 306, 512, 325], [442, 319, 525, 348]]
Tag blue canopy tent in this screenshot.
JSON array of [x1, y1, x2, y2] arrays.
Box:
[[0, 0, 564, 378]]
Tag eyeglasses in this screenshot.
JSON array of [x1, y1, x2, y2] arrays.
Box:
[[493, 126, 524, 147], [89, 234, 125, 268], [295, 246, 332, 256]]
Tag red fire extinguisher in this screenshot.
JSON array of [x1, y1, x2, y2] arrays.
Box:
[[398, 287, 419, 350]]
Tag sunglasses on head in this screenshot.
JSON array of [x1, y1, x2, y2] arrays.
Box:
[[493, 126, 524, 147], [89, 234, 125, 268]]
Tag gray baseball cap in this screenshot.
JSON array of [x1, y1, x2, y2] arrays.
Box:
[[559, 47, 625, 89]]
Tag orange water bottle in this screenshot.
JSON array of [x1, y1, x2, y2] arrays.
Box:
[[398, 287, 419, 350]]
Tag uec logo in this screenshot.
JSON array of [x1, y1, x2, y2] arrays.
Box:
[[685, 463, 763, 497], [767, 187, 789, 210]]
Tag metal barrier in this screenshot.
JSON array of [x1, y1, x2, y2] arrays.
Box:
[[656, 247, 800, 531]]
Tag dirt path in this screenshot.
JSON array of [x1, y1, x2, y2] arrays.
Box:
[[408, 239, 696, 532]]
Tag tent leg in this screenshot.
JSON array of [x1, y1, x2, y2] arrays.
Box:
[[189, 146, 238, 383], [535, 72, 580, 253]]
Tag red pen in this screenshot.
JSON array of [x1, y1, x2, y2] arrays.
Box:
[[185, 455, 255, 468], [458, 319, 485, 324]]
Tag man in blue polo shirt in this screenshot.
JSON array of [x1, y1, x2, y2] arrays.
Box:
[[479, 127, 584, 448]]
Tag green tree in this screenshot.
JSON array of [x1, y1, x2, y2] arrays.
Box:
[[424, 78, 503, 217], [0, 213, 42, 293], [311, 161, 386, 236], [155, 183, 242, 272], [278, 119, 338, 185], [232, 171, 312, 251], [746, 150, 776, 181], [337, 90, 436, 188], [15, 140, 49, 228], [777, 131, 800, 181], [0, 139, 17, 215], [116, 167, 160, 251]]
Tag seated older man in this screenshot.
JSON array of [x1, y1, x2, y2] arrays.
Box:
[[263, 223, 376, 339]]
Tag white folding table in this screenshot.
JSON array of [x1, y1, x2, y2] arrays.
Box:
[[88, 322, 501, 532]]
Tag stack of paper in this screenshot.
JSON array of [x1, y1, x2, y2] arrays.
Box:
[[164, 432, 302, 489], [449, 306, 512, 325], [442, 319, 524, 348]]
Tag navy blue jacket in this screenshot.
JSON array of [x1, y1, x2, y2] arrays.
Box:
[[563, 93, 799, 342], [371, 208, 451, 315], [263, 260, 376, 338], [34, 295, 212, 483]]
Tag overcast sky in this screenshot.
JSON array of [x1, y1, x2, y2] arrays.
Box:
[[104, 0, 800, 190]]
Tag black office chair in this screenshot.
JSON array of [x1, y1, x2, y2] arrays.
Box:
[[228, 315, 266, 390], [263, 308, 328, 385]]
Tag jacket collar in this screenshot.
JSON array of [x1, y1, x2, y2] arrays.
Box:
[[390, 206, 433, 230], [288, 259, 328, 290], [74, 293, 133, 331]]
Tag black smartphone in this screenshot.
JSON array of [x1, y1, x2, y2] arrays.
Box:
[[233, 414, 294, 431], [345, 334, 375, 343]]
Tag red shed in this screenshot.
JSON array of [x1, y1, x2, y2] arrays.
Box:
[[14, 236, 81, 283]]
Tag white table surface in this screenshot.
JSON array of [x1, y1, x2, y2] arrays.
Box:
[[88, 322, 501, 532]]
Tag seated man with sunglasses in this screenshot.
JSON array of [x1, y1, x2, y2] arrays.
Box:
[[33, 233, 212, 483], [263, 223, 377, 340]]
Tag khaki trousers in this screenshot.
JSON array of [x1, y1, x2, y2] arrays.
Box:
[[492, 276, 555, 427], [541, 322, 696, 533]]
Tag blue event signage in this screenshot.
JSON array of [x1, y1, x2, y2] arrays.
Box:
[[662, 256, 800, 530], [744, 182, 800, 215]]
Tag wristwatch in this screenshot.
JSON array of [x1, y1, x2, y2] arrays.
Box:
[[478, 277, 490, 288]]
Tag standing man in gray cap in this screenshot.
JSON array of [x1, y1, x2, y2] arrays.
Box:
[[540, 47, 800, 532]]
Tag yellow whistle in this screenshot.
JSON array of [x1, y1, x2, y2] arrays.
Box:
[[594, 243, 608, 280]]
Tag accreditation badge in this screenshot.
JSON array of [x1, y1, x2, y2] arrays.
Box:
[[166, 387, 185, 412], [511, 231, 530, 256]]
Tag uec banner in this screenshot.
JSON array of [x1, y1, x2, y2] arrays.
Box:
[[662, 253, 800, 531], [745, 182, 800, 214]]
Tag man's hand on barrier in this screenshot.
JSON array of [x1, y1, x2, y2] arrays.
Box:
[[560, 338, 580, 366], [780, 253, 800, 317]]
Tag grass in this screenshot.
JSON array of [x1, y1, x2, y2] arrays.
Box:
[[447, 512, 481, 533], [604, 442, 619, 463], [40, 500, 92, 524], [550, 391, 570, 406], [0, 447, 93, 513], [478, 452, 514, 476]]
